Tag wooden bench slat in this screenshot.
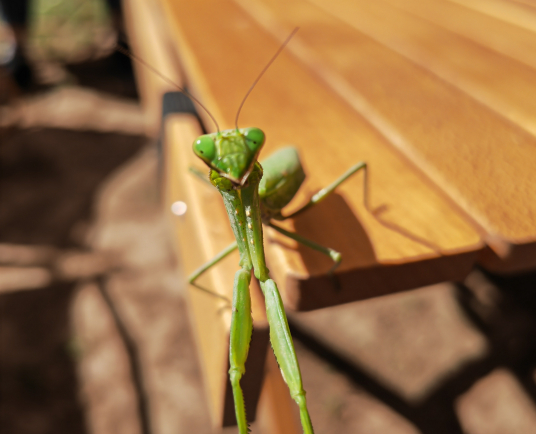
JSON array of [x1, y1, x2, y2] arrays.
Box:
[[382, 0, 536, 71], [255, 0, 536, 273], [449, 0, 536, 34], [304, 0, 536, 137]]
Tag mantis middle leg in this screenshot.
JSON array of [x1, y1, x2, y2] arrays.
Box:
[[284, 161, 368, 220]]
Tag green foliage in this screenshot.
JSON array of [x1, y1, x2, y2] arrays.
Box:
[[28, 0, 114, 62]]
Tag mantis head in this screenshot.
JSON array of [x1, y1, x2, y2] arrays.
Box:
[[193, 127, 265, 185]]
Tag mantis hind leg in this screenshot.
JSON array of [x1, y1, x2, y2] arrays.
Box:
[[229, 268, 254, 434], [284, 161, 368, 220], [268, 221, 342, 273], [260, 278, 314, 434]]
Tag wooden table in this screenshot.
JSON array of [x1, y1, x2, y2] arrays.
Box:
[[123, 0, 536, 431]]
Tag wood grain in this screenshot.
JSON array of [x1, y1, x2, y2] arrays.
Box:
[[286, 0, 536, 272]]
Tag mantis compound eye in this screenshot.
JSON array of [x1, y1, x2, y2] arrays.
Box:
[[243, 127, 265, 153], [193, 135, 217, 163]]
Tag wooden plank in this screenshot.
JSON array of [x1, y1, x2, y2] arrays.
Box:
[[449, 0, 536, 34], [383, 0, 536, 71], [303, 0, 536, 138], [164, 115, 269, 428], [259, 0, 536, 273], [158, 0, 482, 310]]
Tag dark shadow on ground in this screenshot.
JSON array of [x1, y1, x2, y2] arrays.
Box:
[[0, 282, 86, 434], [0, 128, 145, 246], [459, 269, 536, 406], [0, 125, 145, 433]]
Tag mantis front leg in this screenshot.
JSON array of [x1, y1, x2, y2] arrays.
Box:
[[211, 171, 261, 433], [228, 270, 314, 434]]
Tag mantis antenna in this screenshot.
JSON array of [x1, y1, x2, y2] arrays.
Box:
[[234, 27, 299, 130], [115, 44, 221, 133]]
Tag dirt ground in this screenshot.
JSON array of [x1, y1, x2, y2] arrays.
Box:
[[2, 30, 536, 434], [0, 50, 215, 434]]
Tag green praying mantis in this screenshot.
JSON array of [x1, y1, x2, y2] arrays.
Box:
[[184, 32, 367, 434], [122, 29, 367, 434]]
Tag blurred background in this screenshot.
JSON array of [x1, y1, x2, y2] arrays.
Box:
[[2, 1, 536, 434], [0, 1, 211, 433]]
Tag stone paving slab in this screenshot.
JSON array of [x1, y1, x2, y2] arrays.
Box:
[[292, 283, 488, 403], [457, 369, 536, 434]]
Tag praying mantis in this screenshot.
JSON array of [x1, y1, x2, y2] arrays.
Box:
[[184, 31, 367, 434]]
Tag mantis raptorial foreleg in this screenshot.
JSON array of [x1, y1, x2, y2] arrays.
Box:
[[260, 278, 312, 430]]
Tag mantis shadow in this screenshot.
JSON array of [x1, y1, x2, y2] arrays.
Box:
[[282, 193, 468, 311], [369, 204, 442, 253], [287, 192, 375, 309], [291, 192, 377, 273]]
